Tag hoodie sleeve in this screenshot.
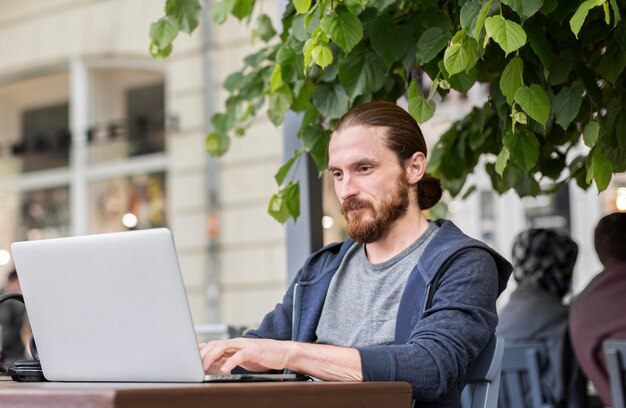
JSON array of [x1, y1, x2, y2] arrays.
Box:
[[357, 248, 500, 401], [242, 269, 300, 341]]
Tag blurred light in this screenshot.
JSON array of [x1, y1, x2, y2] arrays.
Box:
[[0, 250, 11, 266], [122, 213, 138, 229], [321, 215, 335, 229], [448, 200, 461, 214], [616, 188, 626, 212]]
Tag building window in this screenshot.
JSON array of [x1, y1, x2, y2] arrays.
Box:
[[17, 186, 70, 241], [89, 172, 166, 234], [15, 103, 70, 173]]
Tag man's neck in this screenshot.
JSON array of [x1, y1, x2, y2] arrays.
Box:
[[364, 208, 430, 264]]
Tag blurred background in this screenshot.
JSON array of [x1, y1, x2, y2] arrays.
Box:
[[0, 0, 623, 330]]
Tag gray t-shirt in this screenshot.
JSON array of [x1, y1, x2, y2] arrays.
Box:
[[316, 222, 438, 348]]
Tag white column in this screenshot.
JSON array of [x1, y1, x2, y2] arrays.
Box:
[[69, 57, 89, 236], [569, 181, 603, 294]]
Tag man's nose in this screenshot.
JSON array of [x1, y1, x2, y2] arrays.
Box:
[[338, 175, 359, 200]]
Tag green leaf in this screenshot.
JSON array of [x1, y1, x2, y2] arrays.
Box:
[[408, 81, 436, 123], [589, 150, 613, 191], [282, 181, 301, 220], [313, 84, 349, 119], [570, 0, 606, 39], [500, 57, 524, 105], [338, 47, 387, 100], [300, 125, 331, 174], [526, 25, 552, 68], [475, 0, 492, 39], [495, 147, 510, 176], [583, 121, 600, 148], [292, 80, 315, 112], [275, 150, 301, 185], [501, 0, 544, 21], [370, 15, 413, 67], [448, 66, 477, 94], [443, 43, 468, 76], [484, 15, 527, 55], [268, 193, 291, 223], [503, 128, 540, 172], [277, 46, 304, 83], [150, 18, 180, 49], [256, 14, 276, 42], [165, 0, 201, 33], [320, 8, 363, 54], [205, 131, 231, 157], [269, 65, 283, 93], [460, 0, 482, 39], [548, 51, 573, 86], [212, 0, 236, 23], [293, 0, 312, 14], [416, 28, 451, 65], [232, 0, 255, 20], [610, 0, 621, 27], [149, 41, 173, 60], [224, 72, 245, 92], [303, 36, 317, 72], [599, 42, 626, 85], [268, 87, 293, 125], [514, 84, 550, 126], [312, 44, 333, 68], [211, 110, 237, 133], [552, 82, 584, 129]]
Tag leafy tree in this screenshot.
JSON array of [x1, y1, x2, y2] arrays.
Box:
[[151, 0, 626, 223]]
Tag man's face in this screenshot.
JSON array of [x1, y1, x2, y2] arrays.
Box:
[[328, 125, 410, 244]]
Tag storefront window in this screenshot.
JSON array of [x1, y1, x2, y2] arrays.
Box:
[[89, 172, 166, 234], [16, 186, 70, 241]]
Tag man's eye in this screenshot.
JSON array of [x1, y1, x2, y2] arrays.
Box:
[[358, 166, 372, 173], [332, 172, 342, 179]]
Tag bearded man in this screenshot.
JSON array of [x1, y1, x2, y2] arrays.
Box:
[[199, 101, 512, 407]]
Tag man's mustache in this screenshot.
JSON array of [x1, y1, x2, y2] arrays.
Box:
[[341, 197, 374, 215]]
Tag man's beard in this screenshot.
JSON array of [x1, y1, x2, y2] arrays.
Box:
[[341, 176, 410, 244]]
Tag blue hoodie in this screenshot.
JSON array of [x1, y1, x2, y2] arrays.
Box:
[[245, 220, 512, 407]]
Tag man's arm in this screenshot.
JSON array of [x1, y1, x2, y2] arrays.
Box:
[[199, 338, 362, 381]]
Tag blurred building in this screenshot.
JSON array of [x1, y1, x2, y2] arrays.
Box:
[[0, 0, 623, 330], [0, 0, 287, 327]]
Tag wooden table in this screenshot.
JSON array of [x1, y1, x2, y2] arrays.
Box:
[[0, 379, 412, 407]]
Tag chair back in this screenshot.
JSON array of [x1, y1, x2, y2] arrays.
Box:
[[603, 339, 626, 408], [500, 342, 552, 408], [461, 334, 505, 408]]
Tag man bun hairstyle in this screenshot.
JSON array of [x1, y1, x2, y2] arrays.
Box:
[[333, 101, 442, 210]]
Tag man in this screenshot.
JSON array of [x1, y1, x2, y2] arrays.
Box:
[[200, 101, 512, 406], [0, 270, 30, 365], [570, 212, 626, 406]]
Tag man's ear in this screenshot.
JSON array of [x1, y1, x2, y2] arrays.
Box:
[[405, 151, 426, 185]]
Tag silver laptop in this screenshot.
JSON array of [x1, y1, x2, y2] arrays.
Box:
[[11, 228, 300, 383]]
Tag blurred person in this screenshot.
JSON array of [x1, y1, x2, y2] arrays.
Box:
[[0, 270, 30, 365], [198, 101, 513, 407], [498, 229, 588, 408], [570, 212, 626, 406]]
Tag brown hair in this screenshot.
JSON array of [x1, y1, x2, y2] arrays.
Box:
[[333, 101, 442, 210], [594, 212, 626, 267]]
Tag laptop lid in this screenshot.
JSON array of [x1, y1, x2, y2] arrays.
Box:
[[11, 228, 205, 382]]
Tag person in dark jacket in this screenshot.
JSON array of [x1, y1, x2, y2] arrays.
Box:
[[570, 212, 626, 406], [199, 101, 512, 407], [497, 229, 588, 408]]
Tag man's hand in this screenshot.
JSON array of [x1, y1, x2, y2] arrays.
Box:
[[198, 338, 363, 382], [199, 338, 293, 374]]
